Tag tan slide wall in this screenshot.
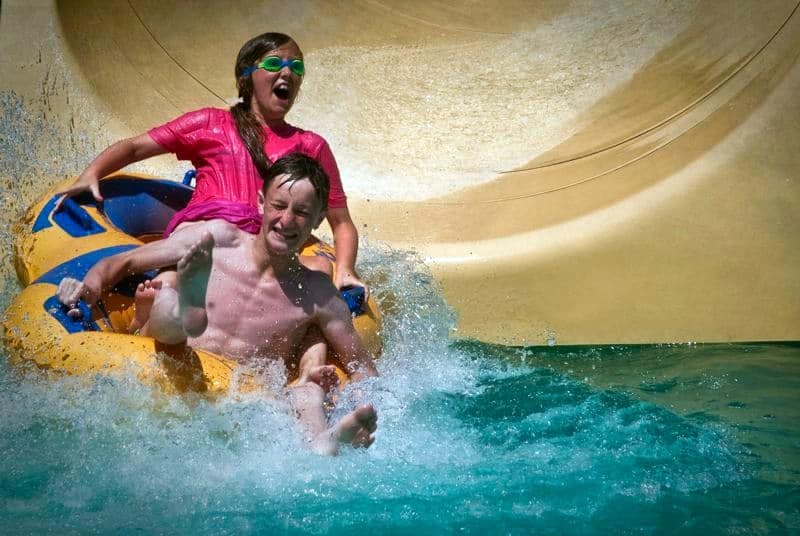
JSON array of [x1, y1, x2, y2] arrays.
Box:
[[1, 1, 798, 345]]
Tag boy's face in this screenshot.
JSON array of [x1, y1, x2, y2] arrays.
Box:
[[258, 174, 325, 256]]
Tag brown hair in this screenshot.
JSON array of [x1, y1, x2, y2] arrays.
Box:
[[263, 153, 330, 213], [231, 32, 298, 180]]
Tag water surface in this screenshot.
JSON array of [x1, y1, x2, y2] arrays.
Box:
[[1, 90, 798, 535]]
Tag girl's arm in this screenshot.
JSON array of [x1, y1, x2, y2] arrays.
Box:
[[327, 205, 368, 297], [54, 133, 167, 210]]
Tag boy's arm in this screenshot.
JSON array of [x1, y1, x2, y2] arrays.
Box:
[[56, 222, 224, 306], [314, 280, 379, 380]]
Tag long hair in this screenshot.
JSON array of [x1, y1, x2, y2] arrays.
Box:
[[231, 32, 298, 180]]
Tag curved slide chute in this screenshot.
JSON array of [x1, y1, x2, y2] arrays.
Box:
[[1, 0, 798, 344]]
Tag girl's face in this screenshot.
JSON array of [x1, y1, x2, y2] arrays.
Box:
[[249, 41, 304, 123]]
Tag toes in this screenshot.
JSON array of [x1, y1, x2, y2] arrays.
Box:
[[182, 238, 213, 266], [136, 280, 160, 299], [354, 405, 378, 434], [351, 429, 375, 448], [361, 417, 377, 433], [366, 419, 378, 433]]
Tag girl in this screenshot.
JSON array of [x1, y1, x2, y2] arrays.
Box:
[[55, 32, 365, 294]]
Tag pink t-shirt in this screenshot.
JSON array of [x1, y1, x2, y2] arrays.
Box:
[[148, 107, 347, 210]]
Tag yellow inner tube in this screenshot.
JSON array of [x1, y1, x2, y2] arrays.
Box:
[[3, 174, 381, 395]]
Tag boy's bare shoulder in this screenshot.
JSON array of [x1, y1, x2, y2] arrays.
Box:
[[300, 268, 342, 307], [301, 267, 338, 293]]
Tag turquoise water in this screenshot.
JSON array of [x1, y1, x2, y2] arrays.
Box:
[[1, 92, 799, 534], [1, 252, 798, 533]]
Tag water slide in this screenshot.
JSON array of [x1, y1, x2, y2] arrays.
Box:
[[2, 1, 798, 345]]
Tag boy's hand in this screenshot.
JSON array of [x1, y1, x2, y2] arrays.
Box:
[[56, 277, 101, 316]]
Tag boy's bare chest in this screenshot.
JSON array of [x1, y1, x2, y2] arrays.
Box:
[[202, 260, 313, 346]]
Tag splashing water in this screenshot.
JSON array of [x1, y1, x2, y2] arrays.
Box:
[[1, 94, 799, 534]]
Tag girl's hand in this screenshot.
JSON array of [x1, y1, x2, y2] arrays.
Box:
[[335, 270, 370, 301], [53, 133, 167, 211], [54, 174, 103, 211]]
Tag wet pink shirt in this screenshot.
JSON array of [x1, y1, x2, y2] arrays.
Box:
[[148, 108, 346, 233]]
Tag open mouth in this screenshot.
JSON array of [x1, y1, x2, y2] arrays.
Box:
[[273, 83, 291, 101], [271, 227, 298, 241]]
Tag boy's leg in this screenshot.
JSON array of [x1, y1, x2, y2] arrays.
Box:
[[305, 365, 339, 394], [145, 232, 214, 344], [287, 383, 378, 456], [147, 286, 186, 344], [293, 257, 335, 384], [176, 232, 213, 337], [154, 269, 178, 288], [295, 325, 328, 384], [129, 271, 176, 334], [287, 382, 329, 442], [129, 280, 161, 335]]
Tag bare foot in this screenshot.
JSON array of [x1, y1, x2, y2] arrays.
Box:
[[340, 404, 378, 449], [129, 279, 162, 334], [312, 404, 378, 455], [306, 365, 339, 394], [177, 231, 214, 337]]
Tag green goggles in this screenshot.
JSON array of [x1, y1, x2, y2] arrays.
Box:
[[243, 56, 305, 77]]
